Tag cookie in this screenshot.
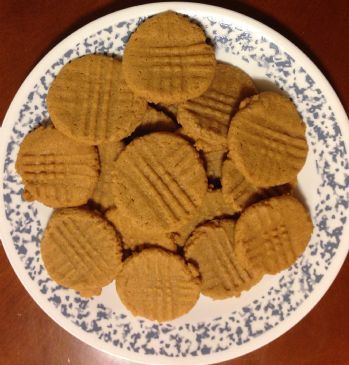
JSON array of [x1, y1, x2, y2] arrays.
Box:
[[122, 11, 216, 104], [228, 92, 308, 187], [135, 105, 178, 135], [185, 219, 263, 299], [47, 55, 147, 145], [222, 158, 294, 211], [41, 208, 123, 297], [91, 141, 125, 210], [235, 195, 313, 275], [105, 207, 177, 251], [115, 248, 200, 321], [15, 124, 99, 208], [171, 189, 237, 246], [177, 63, 257, 152], [112, 132, 207, 232]]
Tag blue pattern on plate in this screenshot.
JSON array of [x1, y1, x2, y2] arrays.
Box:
[[3, 16, 349, 357]]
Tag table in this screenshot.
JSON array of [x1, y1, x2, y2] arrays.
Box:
[[0, 1, 348, 364]]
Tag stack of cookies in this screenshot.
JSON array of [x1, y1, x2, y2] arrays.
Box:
[[15, 11, 313, 322]]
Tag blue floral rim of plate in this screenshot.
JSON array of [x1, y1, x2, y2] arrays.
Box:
[[2, 14, 349, 358]]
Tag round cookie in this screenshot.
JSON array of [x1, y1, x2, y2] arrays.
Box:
[[122, 11, 216, 104], [105, 207, 177, 251], [185, 219, 263, 299], [178, 63, 257, 152], [15, 124, 99, 208], [111, 132, 207, 232], [235, 195, 313, 275], [47, 55, 147, 145], [221, 158, 294, 211], [228, 91, 308, 187], [41, 208, 123, 297], [91, 141, 125, 211], [115, 248, 200, 321]]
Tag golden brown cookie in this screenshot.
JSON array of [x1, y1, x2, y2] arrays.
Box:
[[112, 132, 207, 232], [41, 208, 123, 297], [171, 189, 237, 246], [115, 248, 200, 321], [222, 158, 294, 211], [228, 92, 308, 187], [235, 195, 313, 275], [122, 11, 216, 104], [177, 63, 257, 152], [105, 207, 177, 251], [185, 219, 263, 299], [91, 141, 125, 210], [135, 105, 178, 135], [47, 55, 147, 145], [15, 124, 99, 208]]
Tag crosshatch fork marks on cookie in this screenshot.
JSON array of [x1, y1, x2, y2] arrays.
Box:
[[112, 133, 207, 231]]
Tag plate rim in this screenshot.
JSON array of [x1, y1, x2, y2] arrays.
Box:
[[1, 2, 349, 364]]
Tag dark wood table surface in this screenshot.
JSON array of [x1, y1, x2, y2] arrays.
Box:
[[1, 1, 348, 364]]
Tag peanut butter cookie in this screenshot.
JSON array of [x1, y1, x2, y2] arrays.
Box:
[[41, 208, 123, 297], [16, 124, 99, 208], [235, 195, 313, 274], [185, 219, 263, 299], [123, 11, 216, 104], [47, 55, 147, 145], [115, 248, 200, 321], [178, 63, 257, 152], [112, 132, 207, 232], [228, 92, 308, 187]]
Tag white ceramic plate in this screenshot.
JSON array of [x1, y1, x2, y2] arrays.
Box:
[[1, 3, 348, 364]]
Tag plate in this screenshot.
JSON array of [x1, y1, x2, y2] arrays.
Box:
[[1, 2, 348, 364]]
